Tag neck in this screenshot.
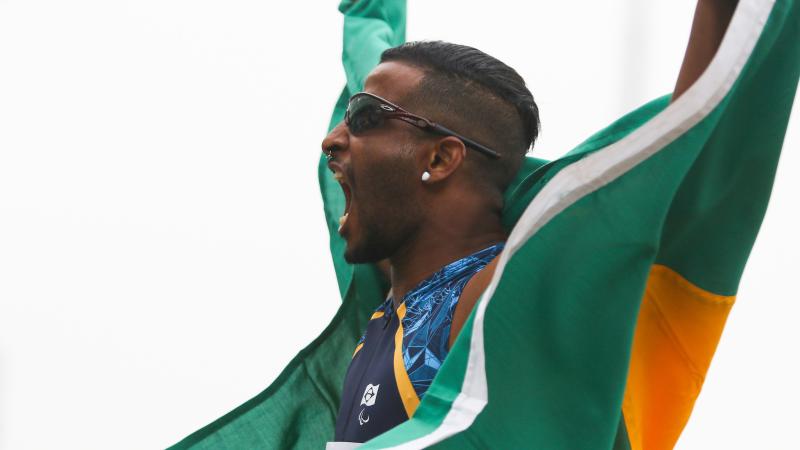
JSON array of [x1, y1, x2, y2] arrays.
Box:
[[388, 215, 506, 304]]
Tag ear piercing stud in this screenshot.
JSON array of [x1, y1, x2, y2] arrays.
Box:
[[421, 171, 431, 181]]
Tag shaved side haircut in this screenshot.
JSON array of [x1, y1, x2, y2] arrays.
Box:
[[381, 41, 540, 193]]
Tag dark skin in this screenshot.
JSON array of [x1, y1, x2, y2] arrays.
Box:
[[323, 0, 738, 350], [323, 61, 506, 305]]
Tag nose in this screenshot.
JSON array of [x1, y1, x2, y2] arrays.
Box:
[[321, 121, 350, 159]]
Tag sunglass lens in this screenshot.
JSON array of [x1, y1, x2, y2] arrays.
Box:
[[347, 95, 386, 134]]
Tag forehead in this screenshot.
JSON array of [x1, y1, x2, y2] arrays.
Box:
[[363, 61, 426, 105]]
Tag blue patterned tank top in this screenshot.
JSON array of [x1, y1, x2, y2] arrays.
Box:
[[333, 242, 504, 443]]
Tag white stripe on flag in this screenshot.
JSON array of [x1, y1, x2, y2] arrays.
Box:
[[380, 0, 776, 448], [327, 441, 362, 450]]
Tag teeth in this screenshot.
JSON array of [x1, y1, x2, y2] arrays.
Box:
[[338, 213, 349, 232]]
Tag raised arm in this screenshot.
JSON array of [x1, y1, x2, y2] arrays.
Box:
[[673, 0, 739, 101], [327, 0, 406, 130], [320, 0, 407, 299]]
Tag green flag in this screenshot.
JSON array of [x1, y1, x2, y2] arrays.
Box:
[[170, 0, 799, 448]]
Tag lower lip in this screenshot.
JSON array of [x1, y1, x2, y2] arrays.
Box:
[[338, 213, 350, 236]]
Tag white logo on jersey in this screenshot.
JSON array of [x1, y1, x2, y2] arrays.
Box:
[[358, 408, 370, 426], [360, 384, 379, 406]]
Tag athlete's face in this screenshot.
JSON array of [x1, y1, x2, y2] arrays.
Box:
[[321, 62, 429, 263]]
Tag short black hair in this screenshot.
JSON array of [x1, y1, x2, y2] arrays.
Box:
[[381, 40, 540, 192]]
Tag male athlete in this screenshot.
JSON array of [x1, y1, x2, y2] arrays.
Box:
[[323, 0, 737, 444]]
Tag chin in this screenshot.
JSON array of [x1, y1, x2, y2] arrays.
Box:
[[343, 239, 391, 265], [343, 247, 375, 265], [343, 218, 409, 264], [342, 246, 358, 264]]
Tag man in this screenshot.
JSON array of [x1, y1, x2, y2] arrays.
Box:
[[322, 41, 537, 442], [169, 0, 798, 448], [323, 0, 738, 444]]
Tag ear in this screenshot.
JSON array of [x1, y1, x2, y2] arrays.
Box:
[[422, 136, 467, 183]]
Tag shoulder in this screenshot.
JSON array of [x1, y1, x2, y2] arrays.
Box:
[[447, 255, 500, 348]]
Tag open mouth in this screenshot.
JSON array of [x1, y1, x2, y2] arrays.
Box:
[[332, 169, 352, 235]]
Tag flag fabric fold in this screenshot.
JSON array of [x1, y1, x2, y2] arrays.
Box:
[[169, 3, 405, 448], [169, 0, 798, 448]]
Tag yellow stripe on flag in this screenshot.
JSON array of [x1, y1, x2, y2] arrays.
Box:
[[623, 264, 735, 450]]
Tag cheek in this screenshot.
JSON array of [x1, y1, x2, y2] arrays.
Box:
[[356, 144, 417, 196], [349, 137, 425, 229], [345, 151, 424, 262], [362, 159, 416, 209]]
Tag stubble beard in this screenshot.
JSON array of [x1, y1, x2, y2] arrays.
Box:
[[343, 152, 422, 264]]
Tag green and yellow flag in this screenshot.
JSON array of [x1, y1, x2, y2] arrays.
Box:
[[170, 0, 799, 448]]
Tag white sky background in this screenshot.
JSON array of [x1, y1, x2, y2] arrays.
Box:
[[0, 0, 797, 449]]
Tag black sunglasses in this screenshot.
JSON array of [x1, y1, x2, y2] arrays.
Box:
[[344, 92, 501, 159]]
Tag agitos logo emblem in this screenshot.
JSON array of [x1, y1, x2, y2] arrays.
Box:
[[360, 384, 379, 407], [358, 384, 380, 426], [358, 409, 370, 426]]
